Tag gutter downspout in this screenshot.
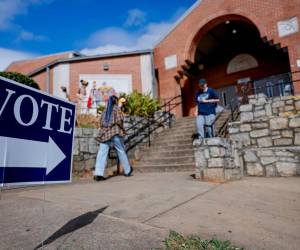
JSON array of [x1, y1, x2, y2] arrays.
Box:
[[150, 51, 158, 99], [46, 66, 50, 94]]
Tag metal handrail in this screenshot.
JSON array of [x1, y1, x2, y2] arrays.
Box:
[[108, 95, 182, 164]]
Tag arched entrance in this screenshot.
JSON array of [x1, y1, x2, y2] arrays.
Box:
[[178, 15, 291, 116]]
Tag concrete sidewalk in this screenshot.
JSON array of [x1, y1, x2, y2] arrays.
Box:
[[0, 173, 299, 250]]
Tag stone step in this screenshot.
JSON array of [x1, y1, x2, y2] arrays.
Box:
[[142, 149, 194, 158], [134, 163, 195, 173], [138, 155, 195, 165]]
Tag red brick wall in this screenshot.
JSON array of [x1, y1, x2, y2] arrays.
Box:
[[69, 55, 142, 101], [154, 0, 300, 116], [6, 52, 71, 75]]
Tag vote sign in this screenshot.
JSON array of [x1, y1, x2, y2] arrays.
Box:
[[0, 76, 76, 187]]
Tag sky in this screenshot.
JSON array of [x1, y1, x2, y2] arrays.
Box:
[[0, 0, 197, 70]]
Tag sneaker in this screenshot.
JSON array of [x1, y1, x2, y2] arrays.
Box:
[[94, 176, 106, 181], [124, 167, 133, 177]]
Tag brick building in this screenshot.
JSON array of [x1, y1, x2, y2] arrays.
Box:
[[6, 0, 300, 117]]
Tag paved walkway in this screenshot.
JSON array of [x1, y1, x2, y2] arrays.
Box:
[[0, 173, 299, 250]]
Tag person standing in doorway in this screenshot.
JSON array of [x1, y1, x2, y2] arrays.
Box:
[[94, 95, 133, 181], [195, 79, 219, 138]]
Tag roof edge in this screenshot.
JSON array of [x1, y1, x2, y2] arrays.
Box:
[[154, 0, 203, 48], [28, 49, 153, 77], [7, 50, 80, 67]]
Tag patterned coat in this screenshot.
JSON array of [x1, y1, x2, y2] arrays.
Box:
[[96, 106, 125, 143]]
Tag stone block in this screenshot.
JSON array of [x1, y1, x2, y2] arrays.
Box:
[[272, 101, 285, 108], [266, 165, 276, 177], [254, 110, 266, 118], [257, 97, 267, 105], [265, 104, 272, 116], [73, 140, 79, 155], [240, 112, 254, 122], [202, 169, 224, 182], [240, 124, 252, 132], [75, 128, 82, 137], [271, 131, 280, 136], [209, 147, 225, 157], [251, 139, 257, 145], [250, 129, 269, 138], [204, 149, 210, 159], [252, 122, 268, 129], [272, 108, 279, 115], [275, 151, 295, 157], [247, 163, 264, 176], [244, 150, 258, 162], [271, 135, 281, 140], [270, 117, 288, 130], [295, 101, 300, 111], [281, 130, 293, 138], [274, 138, 293, 146], [208, 158, 224, 168], [289, 117, 300, 128], [73, 161, 86, 172], [88, 138, 99, 154], [206, 138, 227, 146], [257, 137, 273, 147], [257, 150, 274, 157], [85, 158, 96, 170], [82, 128, 94, 136], [194, 150, 207, 168], [240, 104, 253, 112], [276, 162, 297, 177], [260, 157, 277, 165], [284, 105, 295, 112], [230, 133, 251, 146], [295, 133, 300, 145], [79, 138, 89, 152], [229, 127, 239, 134], [224, 169, 241, 180], [279, 157, 298, 163]]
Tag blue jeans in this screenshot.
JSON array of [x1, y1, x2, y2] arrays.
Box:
[[196, 114, 216, 138], [95, 135, 131, 176]]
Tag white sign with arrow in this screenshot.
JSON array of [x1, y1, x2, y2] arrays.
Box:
[[0, 136, 66, 175]]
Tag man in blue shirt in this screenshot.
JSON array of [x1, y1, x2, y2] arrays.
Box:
[[195, 79, 219, 138]]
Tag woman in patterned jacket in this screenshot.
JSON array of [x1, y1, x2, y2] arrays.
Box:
[[94, 95, 133, 181]]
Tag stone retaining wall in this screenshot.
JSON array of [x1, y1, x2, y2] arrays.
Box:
[[193, 138, 242, 182], [194, 94, 300, 181]]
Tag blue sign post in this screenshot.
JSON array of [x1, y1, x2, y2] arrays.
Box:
[[0, 76, 76, 187]]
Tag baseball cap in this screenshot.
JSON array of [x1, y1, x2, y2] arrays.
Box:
[[199, 79, 207, 85]]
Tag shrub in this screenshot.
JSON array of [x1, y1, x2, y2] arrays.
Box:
[[0, 71, 40, 90], [122, 91, 159, 117], [160, 231, 244, 250], [76, 114, 99, 129]]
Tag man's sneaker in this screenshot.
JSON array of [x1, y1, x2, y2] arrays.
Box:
[[94, 176, 106, 181], [124, 167, 133, 177]]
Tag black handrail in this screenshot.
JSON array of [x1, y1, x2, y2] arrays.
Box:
[[108, 95, 182, 168]]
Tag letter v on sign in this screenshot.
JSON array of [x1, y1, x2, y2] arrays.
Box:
[[0, 136, 66, 175]]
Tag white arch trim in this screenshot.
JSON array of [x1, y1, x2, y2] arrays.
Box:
[[227, 53, 259, 74]]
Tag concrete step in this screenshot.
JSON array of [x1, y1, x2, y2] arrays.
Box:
[[154, 137, 192, 144], [135, 163, 195, 173], [148, 144, 193, 152], [138, 155, 195, 165], [154, 134, 192, 141], [142, 149, 194, 158], [153, 140, 193, 147]]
